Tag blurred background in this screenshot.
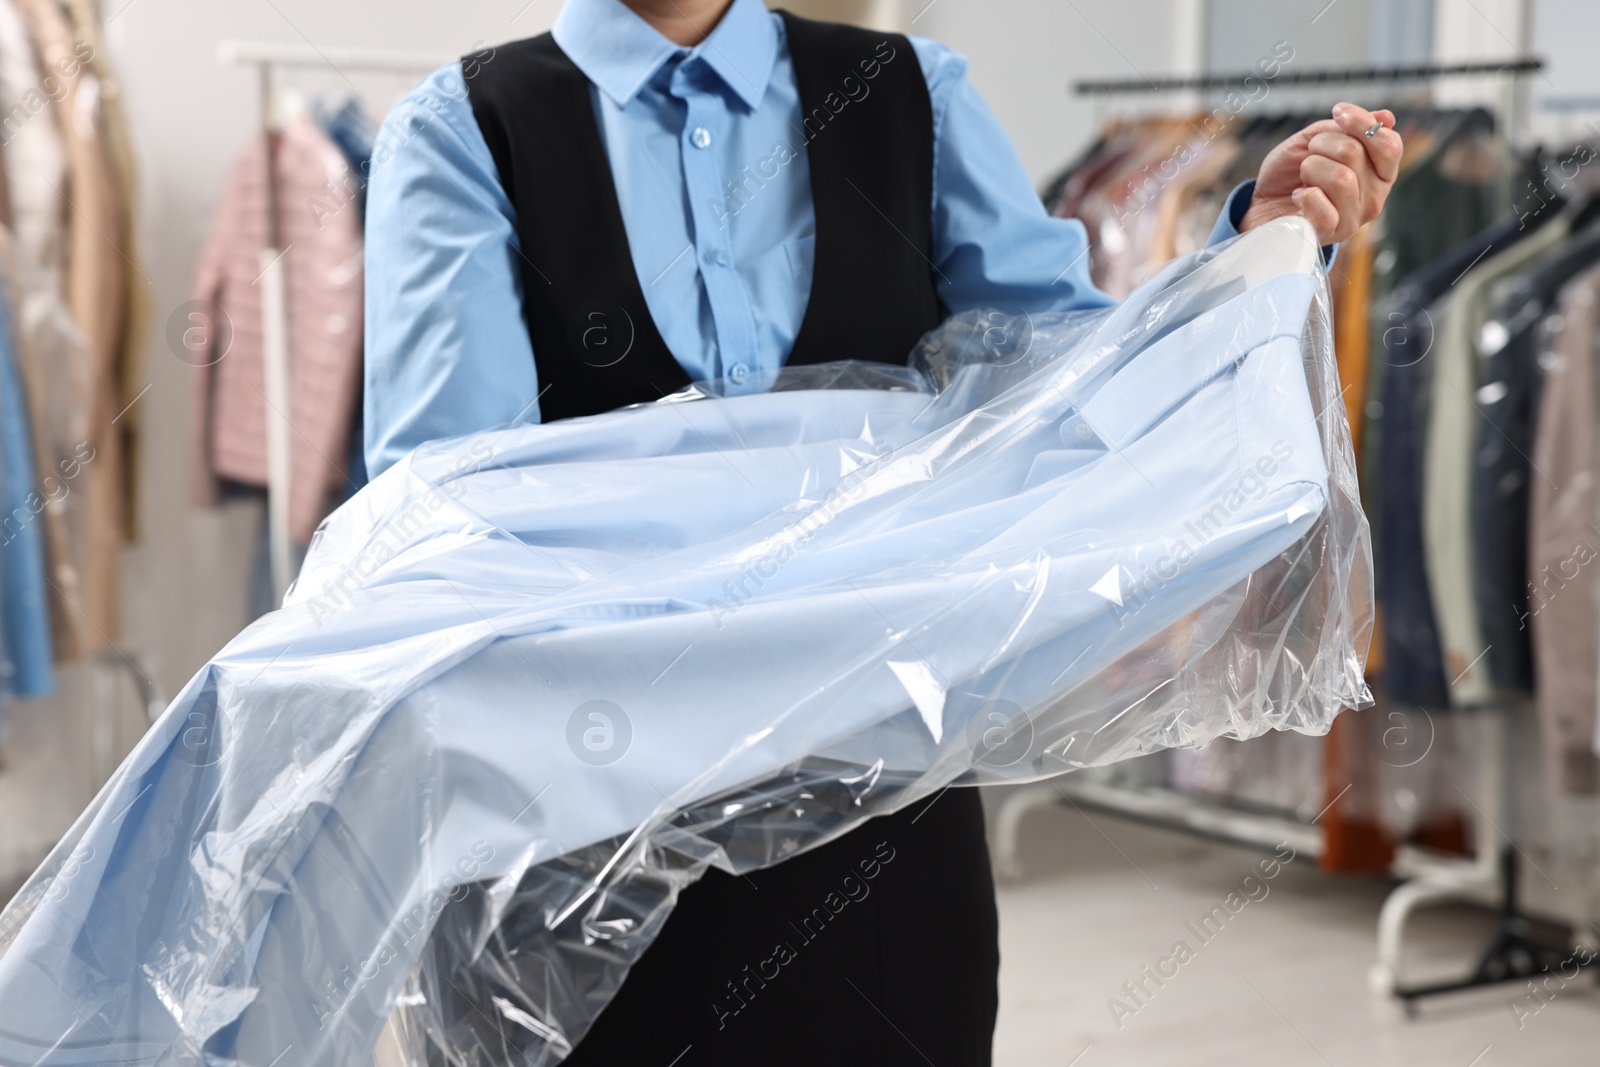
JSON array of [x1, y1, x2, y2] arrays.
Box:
[[3, 0, 1600, 1063]]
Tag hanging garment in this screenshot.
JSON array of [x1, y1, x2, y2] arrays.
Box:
[[1076, 117, 1203, 298], [0, 218, 1371, 1066], [314, 96, 374, 221], [1040, 129, 1105, 218], [1049, 122, 1139, 226], [60, 0, 144, 539], [1365, 112, 1503, 309], [1373, 210, 1556, 708], [1529, 261, 1600, 795], [1148, 135, 1241, 267], [1423, 212, 1572, 707], [19, 0, 127, 643], [314, 97, 375, 496], [1471, 225, 1600, 695], [1328, 221, 1375, 699], [190, 111, 364, 543], [1360, 112, 1503, 550], [0, 268, 54, 720], [1333, 222, 1374, 457], [0, 0, 93, 660]]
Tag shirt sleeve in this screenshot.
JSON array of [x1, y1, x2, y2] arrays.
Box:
[[909, 39, 1272, 316], [1208, 178, 1256, 246], [364, 62, 540, 479]]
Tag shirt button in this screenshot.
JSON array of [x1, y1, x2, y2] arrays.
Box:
[[690, 126, 712, 149], [729, 362, 749, 384], [704, 248, 730, 268]]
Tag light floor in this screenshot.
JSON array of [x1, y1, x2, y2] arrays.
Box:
[[7, 783, 1596, 1065], [991, 795, 1598, 1067]]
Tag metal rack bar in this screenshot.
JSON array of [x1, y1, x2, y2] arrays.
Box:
[[1073, 57, 1543, 95], [992, 775, 1321, 881], [217, 40, 450, 73]]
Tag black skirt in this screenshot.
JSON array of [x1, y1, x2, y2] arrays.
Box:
[[564, 787, 999, 1066]]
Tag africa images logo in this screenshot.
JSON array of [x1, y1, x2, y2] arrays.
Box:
[[566, 700, 633, 766]]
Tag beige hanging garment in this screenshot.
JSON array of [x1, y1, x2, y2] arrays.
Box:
[[18, 0, 125, 644], [1528, 263, 1600, 795], [0, 0, 93, 659], [61, 0, 144, 539], [20, 0, 125, 632]]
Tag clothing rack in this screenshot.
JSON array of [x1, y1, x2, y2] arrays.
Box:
[[999, 52, 1569, 1014], [1072, 57, 1543, 95], [1362, 707, 1599, 1009], [215, 41, 448, 602], [1073, 57, 1543, 153], [993, 774, 1323, 878]]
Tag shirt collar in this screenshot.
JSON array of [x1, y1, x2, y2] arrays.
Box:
[[551, 0, 777, 111]]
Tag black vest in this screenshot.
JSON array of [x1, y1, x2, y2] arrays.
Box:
[[463, 11, 941, 421]]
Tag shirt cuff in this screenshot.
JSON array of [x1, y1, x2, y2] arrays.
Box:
[[1207, 178, 1337, 267]]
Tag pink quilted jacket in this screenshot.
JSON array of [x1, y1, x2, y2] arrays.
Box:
[[189, 112, 363, 541]]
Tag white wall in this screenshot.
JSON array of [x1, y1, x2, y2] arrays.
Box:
[[1530, 0, 1600, 144], [915, 0, 1199, 185]]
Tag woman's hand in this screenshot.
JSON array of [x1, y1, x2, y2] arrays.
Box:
[[1239, 102, 1403, 245]]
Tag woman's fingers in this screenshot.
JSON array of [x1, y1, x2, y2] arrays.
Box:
[[1330, 102, 1403, 182]]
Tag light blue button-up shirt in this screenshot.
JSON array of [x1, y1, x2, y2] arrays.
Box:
[[0, 218, 1361, 1066], [363, 0, 1256, 476]]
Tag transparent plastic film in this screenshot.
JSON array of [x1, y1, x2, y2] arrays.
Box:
[[0, 217, 1371, 1066]]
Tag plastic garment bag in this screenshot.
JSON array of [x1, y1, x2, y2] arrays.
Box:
[[0, 217, 1371, 1065]]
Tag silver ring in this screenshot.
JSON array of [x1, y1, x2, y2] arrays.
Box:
[[1364, 121, 1384, 138]]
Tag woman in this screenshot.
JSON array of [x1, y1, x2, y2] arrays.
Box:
[[363, 1, 1399, 1061]]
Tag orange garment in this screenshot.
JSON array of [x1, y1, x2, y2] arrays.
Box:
[[1337, 224, 1378, 674], [1333, 226, 1372, 492], [1329, 221, 1377, 682]]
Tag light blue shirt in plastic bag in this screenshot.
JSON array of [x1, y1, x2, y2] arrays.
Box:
[[0, 219, 1371, 1066]]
